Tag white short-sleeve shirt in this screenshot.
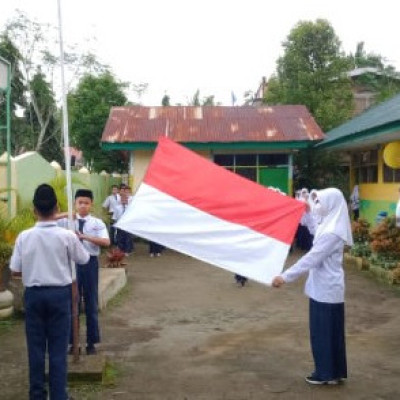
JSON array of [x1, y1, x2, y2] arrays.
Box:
[[9, 221, 90, 287], [58, 214, 109, 256]]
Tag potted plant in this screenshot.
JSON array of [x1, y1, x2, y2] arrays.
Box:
[[0, 208, 35, 315], [0, 241, 14, 318]]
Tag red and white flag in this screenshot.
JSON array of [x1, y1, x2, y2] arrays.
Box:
[[116, 137, 305, 285]]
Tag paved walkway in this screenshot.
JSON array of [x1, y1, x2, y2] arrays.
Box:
[[1, 243, 400, 399]]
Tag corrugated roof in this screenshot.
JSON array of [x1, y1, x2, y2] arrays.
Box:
[[101, 105, 324, 145], [319, 93, 400, 148]]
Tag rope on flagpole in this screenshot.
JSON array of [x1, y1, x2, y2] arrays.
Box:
[[57, 0, 80, 363]]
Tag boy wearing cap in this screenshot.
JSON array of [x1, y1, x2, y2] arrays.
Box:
[[58, 189, 110, 355], [10, 184, 90, 400]]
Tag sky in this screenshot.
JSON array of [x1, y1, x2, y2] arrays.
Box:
[[1, 0, 399, 106]]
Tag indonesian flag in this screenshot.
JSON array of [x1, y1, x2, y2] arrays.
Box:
[[116, 137, 305, 285]]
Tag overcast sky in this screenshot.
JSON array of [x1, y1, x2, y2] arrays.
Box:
[[1, 0, 399, 106]]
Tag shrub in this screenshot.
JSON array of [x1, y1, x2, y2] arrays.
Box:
[[4, 209, 35, 245], [370, 216, 400, 256], [352, 218, 370, 243], [368, 216, 400, 269]]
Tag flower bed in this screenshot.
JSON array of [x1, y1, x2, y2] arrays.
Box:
[[345, 216, 400, 285]]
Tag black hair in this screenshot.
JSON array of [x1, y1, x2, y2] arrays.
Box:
[[75, 189, 93, 200], [33, 184, 57, 217]]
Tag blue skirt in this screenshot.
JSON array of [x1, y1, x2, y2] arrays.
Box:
[[296, 225, 313, 251], [309, 298, 347, 380]]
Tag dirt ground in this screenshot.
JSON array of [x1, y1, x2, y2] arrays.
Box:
[[1, 242, 400, 399]]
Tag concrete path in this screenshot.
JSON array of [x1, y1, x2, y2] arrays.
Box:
[[1, 243, 400, 399]]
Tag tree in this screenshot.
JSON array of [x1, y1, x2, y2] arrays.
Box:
[[264, 19, 354, 191], [68, 71, 128, 172], [293, 149, 349, 197], [131, 82, 148, 104], [161, 94, 170, 106], [2, 10, 107, 157], [25, 69, 63, 163], [265, 19, 353, 132], [348, 42, 400, 103], [187, 90, 218, 106], [0, 33, 29, 155]]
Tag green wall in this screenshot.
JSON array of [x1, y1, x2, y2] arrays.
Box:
[[1, 152, 121, 217], [360, 199, 397, 226], [15, 153, 57, 208]]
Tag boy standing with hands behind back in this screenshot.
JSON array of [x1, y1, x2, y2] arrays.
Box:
[[58, 189, 110, 355], [10, 184, 90, 400]]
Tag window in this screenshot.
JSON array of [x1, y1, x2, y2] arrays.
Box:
[[383, 164, 400, 182], [214, 154, 234, 166], [235, 154, 257, 166], [235, 167, 257, 181], [214, 153, 289, 183], [352, 150, 378, 183], [259, 154, 288, 166]]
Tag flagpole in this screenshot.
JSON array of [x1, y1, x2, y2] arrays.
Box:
[[165, 119, 169, 137], [57, 0, 80, 362]]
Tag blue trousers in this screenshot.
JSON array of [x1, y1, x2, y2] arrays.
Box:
[[76, 256, 100, 345], [149, 241, 164, 254], [24, 285, 71, 400], [309, 298, 347, 381], [109, 223, 117, 245], [116, 228, 134, 253]]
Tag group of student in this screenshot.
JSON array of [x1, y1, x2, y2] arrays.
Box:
[[9, 183, 353, 397], [102, 184, 164, 257], [102, 184, 134, 255]]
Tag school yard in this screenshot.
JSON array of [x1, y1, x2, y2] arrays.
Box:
[[1, 242, 400, 399]]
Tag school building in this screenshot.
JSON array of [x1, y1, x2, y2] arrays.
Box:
[[100, 105, 325, 195], [318, 93, 400, 224]]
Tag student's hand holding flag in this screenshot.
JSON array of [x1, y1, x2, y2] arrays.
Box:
[[272, 276, 285, 288]]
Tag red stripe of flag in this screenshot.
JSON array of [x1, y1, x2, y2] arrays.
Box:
[[144, 137, 305, 245]]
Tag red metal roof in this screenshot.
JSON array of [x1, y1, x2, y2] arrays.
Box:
[[101, 105, 325, 144]]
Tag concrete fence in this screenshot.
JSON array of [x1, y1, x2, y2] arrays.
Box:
[[0, 151, 122, 218]]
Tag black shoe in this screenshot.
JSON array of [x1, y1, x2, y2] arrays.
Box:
[[86, 345, 97, 355], [305, 375, 339, 385]]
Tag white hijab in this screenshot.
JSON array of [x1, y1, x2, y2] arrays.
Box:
[[314, 188, 353, 246]]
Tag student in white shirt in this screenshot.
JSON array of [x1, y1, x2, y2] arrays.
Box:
[[272, 188, 353, 385], [10, 184, 90, 400], [395, 187, 400, 228], [102, 185, 120, 244], [58, 189, 110, 355], [349, 185, 360, 221], [114, 193, 134, 255]]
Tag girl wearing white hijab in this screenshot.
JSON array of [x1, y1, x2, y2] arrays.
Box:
[[272, 188, 353, 385]]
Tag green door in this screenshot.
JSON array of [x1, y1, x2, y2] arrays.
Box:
[[259, 167, 289, 194]]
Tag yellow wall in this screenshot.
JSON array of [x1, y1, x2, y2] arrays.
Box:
[[353, 147, 399, 224], [360, 183, 399, 202], [358, 148, 399, 202]]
